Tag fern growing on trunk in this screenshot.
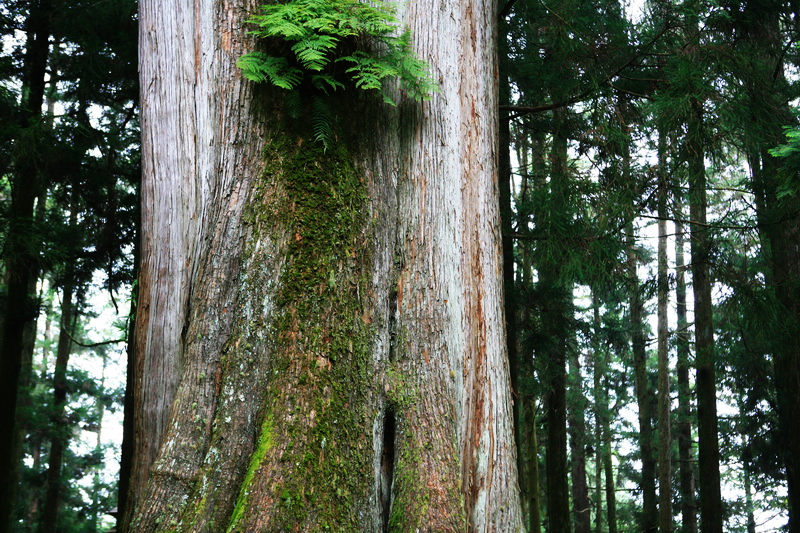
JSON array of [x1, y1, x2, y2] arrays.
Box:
[[237, 0, 437, 147]]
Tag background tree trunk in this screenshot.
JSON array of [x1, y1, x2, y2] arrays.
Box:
[[0, 2, 52, 530], [627, 226, 657, 533], [568, 350, 591, 533], [674, 181, 697, 533], [656, 131, 672, 533], [123, 0, 522, 531], [687, 95, 723, 533], [542, 107, 572, 533], [39, 278, 76, 533]]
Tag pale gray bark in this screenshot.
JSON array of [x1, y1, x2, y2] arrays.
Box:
[[125, 0, 270, 524]]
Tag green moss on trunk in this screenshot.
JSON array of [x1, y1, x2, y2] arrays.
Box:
[[228, 136, 378, 531]]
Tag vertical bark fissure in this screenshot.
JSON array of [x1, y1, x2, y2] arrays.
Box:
[[380, 406, 396, 532], [381, 284, 399, 530]]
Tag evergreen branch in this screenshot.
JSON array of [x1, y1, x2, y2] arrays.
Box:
[[501, 22, 672, 118]]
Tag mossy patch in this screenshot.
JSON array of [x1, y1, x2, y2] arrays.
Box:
[[227, 413, 274, 532], [228, 135, 377, 531], [387, 427, 429, 531]]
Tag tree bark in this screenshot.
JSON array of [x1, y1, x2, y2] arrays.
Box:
[[673, 181, 697, 533], [656, 131, 672, 533], [124, 0, 522, 531]]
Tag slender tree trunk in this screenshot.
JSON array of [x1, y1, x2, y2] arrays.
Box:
[[656, 132, 672, 533], [117, 242, 138, 527], [687, 93, 722, 533], [569, 350, 591, 533], [627, 224, 658, 533], [593, 294, 617, 533], [739, 407, 756, 533], [90, 355, 107, 533], [499, 69, 523, 499], [543, 107, 571, 533], [526, 400, 543, 533], [592, 295, 604, 533], [602, 374, 617, 533], [124, 0, 522, 530], [28, 290, 54, 524], [0, 3, 51, 530], [38, 278, 76, 533], [743, 462, 756, 533], [674, 181, 697, 533], [517, 135, 542, 533], [617, 95, 657, 532]]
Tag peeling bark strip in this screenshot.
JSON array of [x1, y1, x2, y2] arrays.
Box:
[[124, 0, 522, 531]]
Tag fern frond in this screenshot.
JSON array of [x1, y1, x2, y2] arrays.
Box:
[[291, 34, 339, 71], [311, 74, 345, 94], [311, 96, 335, 151], [236, 53, 302, 89]]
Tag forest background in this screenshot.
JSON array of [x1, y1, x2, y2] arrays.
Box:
[[1, 0, 799, 531]]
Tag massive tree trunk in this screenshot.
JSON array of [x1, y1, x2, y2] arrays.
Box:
[[122, 0, 522, 531]]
